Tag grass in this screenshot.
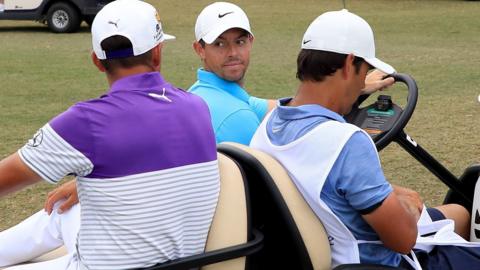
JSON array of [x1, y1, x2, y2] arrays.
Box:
[[0, 0, 479, 230]]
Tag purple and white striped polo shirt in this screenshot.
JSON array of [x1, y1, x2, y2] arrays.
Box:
[[19, 72, 219, 270]]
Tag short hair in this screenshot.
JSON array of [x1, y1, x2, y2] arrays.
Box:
[[99, 35, 153, 73], [296, 49, 366, 82]]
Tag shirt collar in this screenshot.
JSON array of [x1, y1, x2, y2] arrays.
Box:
[[276, 97, 346, 123], [197, 69, 250, 102], [109, 72, 168, 93]]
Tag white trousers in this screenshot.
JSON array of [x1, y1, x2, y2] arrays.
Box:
[[0, 203, 81, 269]]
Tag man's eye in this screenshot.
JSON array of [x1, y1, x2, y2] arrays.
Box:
[[214, 41, 225, 47], [237, 39, 246, 45]]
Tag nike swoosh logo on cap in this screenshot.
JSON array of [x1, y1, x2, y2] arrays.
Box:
[[303, 40, 312, 45], [218, 11, 233, 18]]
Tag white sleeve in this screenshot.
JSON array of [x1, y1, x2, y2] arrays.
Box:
[[18, 124, 94, 184]]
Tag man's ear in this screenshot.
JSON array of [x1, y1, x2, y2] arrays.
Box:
[[152, 43, 162, 70], [342, 54, 355, 79], [193, 41, 206, 60], [249, 35, 254, 47], [91, 52, 106, 73]]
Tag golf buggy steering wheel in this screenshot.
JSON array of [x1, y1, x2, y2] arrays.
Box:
[[344, 73, 418, 151]]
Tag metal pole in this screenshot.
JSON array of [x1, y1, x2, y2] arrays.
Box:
[[394, 130, 471, 204]]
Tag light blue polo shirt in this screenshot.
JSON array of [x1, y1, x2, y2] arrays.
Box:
[[189, 69, 268, 145], [266, 98, 399, 267]]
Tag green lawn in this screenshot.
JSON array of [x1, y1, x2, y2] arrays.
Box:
[[1, 0, 479, 230]]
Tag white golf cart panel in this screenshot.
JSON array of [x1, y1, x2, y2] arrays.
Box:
[[5, 0, 43, 10], [470, 176, 480, 242]]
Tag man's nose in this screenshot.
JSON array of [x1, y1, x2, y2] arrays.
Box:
[[227, 43, 239, 57]]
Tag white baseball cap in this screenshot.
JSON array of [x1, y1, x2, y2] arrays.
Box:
[[92, 0, 175, 60], [301, 9, 395, 74], [195, 2, 253, 44]]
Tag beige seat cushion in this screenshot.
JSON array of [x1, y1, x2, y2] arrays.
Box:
[[222, 142, 331, 270], [202, 153, 248, 270]]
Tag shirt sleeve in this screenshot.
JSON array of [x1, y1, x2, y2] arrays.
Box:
[[331, 131, 393, 212], [216, 109, 261, 145], [248, 96, 268, 121], [18, 106, 94, 184]]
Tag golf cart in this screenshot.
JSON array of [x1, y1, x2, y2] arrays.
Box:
[[3, 74, 479, 269], [0, 0, 112, 33], [139, 73, 479, 269]]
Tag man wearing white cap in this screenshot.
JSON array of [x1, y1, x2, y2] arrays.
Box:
[[251, 9, 480, 270], [0, 0, 219, 269], [190, 2, 395, 146], [189, 1, 272, 145]]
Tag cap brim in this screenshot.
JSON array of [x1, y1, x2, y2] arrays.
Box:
[[201, 24, 252, 44], [365, 58, 395, 75], [162, 33, 176, 41]]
